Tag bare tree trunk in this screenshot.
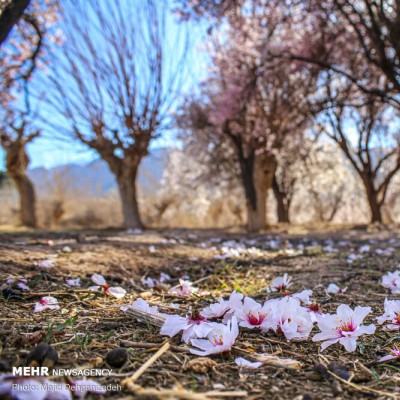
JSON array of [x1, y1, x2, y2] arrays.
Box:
[[116, 166, 143, 230], [5, 139, 37, 228], [241, 153, 276, 232], [362, 176, 383, 223], [366, 191, 382, 223], [12, 173, 37, 227], [272, 175, 290, 223]]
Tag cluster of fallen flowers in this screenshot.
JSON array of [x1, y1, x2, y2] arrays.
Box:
[[2, 256, 400, 400], [198, 236, 399, 265], [123, 271, 400, 365], [5, 261, 400, 364], [28, 274, 126, 312], [140, 272, 201, 297], [4, 256, 400, 355]]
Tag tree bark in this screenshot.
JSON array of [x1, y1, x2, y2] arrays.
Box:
[[12, 174, 36, 227], [116, 165, 143, 230], [366, 188, 382, 223], [240, 153, 277, 232], [361, 175, 382, 223], [272, 176, 290, 223], [0, 0, 31, 46], [5, 141, 37, 227]]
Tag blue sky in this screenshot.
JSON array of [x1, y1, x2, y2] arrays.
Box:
[[0, 2, 208, 170]]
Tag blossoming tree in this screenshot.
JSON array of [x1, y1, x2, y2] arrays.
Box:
[[178, 3, 319, 231]]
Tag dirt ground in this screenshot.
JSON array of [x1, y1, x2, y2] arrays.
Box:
[[0, 225, 400, 399]]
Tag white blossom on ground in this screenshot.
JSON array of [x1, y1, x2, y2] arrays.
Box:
[[141, 276, 156, 288], [121, 298, 160, 314], [235, 357, 262, 369], [7, 276, 30, 290], [234, 297, 275, 331], [346, 253, 363, 263], [127, 229, 142, 234], [88, 274, 126, 299], [326, 283, 347, 294], [382, 271, 400, 294], [34, 296, 60, 312], [290, 290, 313, 305], [141, 273, 171, 288], [312, 304, 376, 352], [379, 345, 400, 362], [66, 278, 81, 287], [323, 245, 338, 253], [305, 302, 323, 323], [160, 312, 214, 344], [376, 247, 395, 256], [359, 245, 370, 253], [376, 299, 400, 330], [267, 273, 292, 293], [270, 297, 313, 340], [201, 290, 243, 321], [121, 298, 166, 322], [159, 272, 171, 283], [36, 259, 55, 268], [169, 279, 198, 297], [190, 317, 239, 356]]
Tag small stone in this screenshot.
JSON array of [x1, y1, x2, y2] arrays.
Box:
[[313, 363, 330, 381], [106, 348, 128, 368], [0, 359, 9, 372], [304, 245, 323, 255], [328, 362, 350, 380], [76, 234, 86, 243], [2, 288, 23, 301], [154, 284, 170, 292], [212, 383, 225, 390], [27, 343, 58, 368], [186, 358, 217, 374]]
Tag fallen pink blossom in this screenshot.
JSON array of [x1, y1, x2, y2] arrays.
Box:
[[161, 312, 214, 344], [88, 273, 126, 299], [376, 299, 400, 331], [34, 296, 60, 312], [312, 304, 375, 352], [379, 345, 400, 362], [190, 317, 239, 356]]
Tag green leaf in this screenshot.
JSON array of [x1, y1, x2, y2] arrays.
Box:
[[54, 315, 78, 332], [100, 330, 115, 341], [28, 272, 45, 288], [369, 368, 380, 381]]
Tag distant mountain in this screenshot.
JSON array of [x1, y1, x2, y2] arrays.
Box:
[[28, 148, 169, 197]]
